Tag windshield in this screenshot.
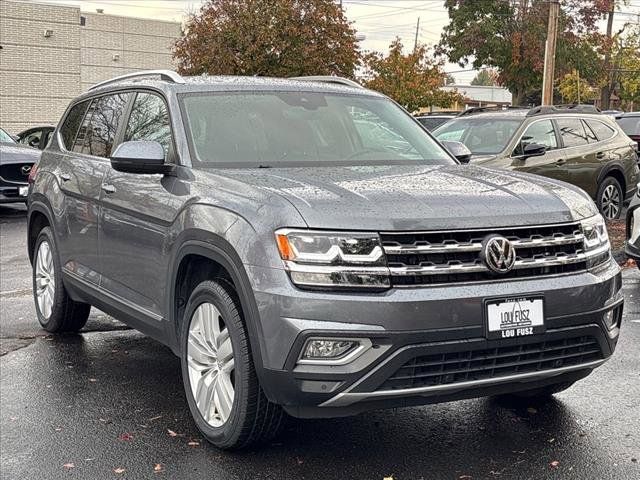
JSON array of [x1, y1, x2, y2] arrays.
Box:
[[616, 116, 640, 136], [181, 92, 453, 167], [0, 128, 15, 143], [434, 117, 523, 155]]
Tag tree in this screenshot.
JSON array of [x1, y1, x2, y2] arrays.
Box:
[[437, 0, 609, 105], [558, 70, 596, 103], [173, 0, 360, 78], [361, 39, 463, 112], [471, 69, 499, 86], [616, 26, 640, 109]]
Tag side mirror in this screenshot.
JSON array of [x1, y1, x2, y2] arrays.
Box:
[[441, 140, 472, 164], [522, 142, 547, 158], [110, 140, 173, 175]]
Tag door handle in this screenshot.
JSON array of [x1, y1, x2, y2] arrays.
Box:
[[555, 159, 566, 166], [101, 184, 116, 194], [59, 173, 71, 182]]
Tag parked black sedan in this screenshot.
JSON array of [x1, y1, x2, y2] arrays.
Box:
[[16, 125, 55, 150], [626, 185, 640, 269], [0, 128, 41, 203]]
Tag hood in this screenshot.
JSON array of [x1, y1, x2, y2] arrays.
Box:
[[0, 143, 41, 165], [216, 164, 598, 231], [469, 154, 499, 164]]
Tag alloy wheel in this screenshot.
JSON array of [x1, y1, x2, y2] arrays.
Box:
[[601, 184, 621, 220], [187, 302, 235, 427], [35, 240, 55, 319]]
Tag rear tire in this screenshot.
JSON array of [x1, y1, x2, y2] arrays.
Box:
[[180, 279, 283, 450], [32, 227, 90, 333], [597, 176, 624, 220]]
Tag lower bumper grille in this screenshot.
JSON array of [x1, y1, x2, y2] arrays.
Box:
[[377, 336, 603, 391]]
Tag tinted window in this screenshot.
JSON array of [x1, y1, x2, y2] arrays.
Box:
[[0, 128, 14, 143], [514, 120, 557, 156], [182, 92, 452, 167], [434, 117, 523, 155], [60, 101, 90, 150], [19, 130, 42, 148], [73, 93, 130, 157], [616, 116, 640, 136], [417, 117, 452, 131], [124, 93, 171, 157], [556, 118, 590, 147], [586, 120, 616, 141]]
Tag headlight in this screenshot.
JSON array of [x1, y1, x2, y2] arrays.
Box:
[[580, 214, 611, 269], [275, 229, 390, 290]]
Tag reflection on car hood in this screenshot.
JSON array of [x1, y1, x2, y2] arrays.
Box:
[[469, 154, 499, 164], [218, 164, 598, 231], [0, 143, 41, 165]]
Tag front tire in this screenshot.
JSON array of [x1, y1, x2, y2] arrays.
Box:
[[597, 176, 623, 220], [180, 280, 283, 449], [32, 227, 90, 332]]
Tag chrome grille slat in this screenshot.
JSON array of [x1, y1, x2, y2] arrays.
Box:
[[380, 223, 603, 286]]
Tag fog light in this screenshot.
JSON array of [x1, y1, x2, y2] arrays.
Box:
[[303, 339, 357, 359], [604, 308, 618, 331]]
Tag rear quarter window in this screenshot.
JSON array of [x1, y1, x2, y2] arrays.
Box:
[[585, 119, 616, 141]]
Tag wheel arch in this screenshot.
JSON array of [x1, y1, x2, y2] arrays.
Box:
[[167, 234, 268, 380], [597, 164, 627, 198], [27, 199, 55, 265]]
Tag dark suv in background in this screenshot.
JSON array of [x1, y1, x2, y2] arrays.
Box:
[[433, 106, 640, 220], [28, 71, 623, 449]]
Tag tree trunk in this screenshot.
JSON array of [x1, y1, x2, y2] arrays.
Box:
[[513, 88, 526, 107]]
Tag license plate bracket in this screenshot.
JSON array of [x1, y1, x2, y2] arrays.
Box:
[[484, 295, 545, 340]]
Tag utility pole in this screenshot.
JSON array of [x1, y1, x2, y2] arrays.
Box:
[[541, 0, 560, 105], [600, 0, 615, 110], [414, 17, 420, 52]]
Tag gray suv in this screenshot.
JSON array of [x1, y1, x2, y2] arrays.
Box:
[[28, 71, 623, 449]]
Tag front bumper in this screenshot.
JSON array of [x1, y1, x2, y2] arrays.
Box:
[[0, 181, 29, 203], [626, 197, 640, 260], [248, 259, 623, 417]]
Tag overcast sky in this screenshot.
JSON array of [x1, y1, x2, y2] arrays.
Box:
[[31, 0, 640, 85]]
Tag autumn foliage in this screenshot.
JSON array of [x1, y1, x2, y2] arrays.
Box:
[[362, 39, 463, 113], [173, 0, 360, 78]]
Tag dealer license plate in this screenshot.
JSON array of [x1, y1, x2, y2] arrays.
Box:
[[18, 186, 28, 197], [486, 297, 544, 340]]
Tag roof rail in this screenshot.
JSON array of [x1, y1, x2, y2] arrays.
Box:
[[89, 70, 185, 91], [456, 105, 526, 117], [526, 104, 600, 117], [290, 75, 363, 89]]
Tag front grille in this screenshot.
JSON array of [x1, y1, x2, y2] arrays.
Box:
[[377, 336, 603, 391], [381, 223, 589, 286], [0, 163, 32, 184]]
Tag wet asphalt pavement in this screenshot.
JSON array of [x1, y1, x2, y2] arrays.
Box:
[[1, 204, 639, 480]]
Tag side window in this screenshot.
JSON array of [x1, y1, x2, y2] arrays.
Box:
[[514, 120, 557, 156], [124, 92, 171, 157], [20, 130, 41, 148], [73, 93, 130, 157], [585, 119, 615, 142], [556, 118, 590, 148], [60, 101, 90, 150]]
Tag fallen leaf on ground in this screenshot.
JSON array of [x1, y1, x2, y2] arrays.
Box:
[[527, 407, 537, 414], [62, 463, 75, 469], [118, 433, 133, 442], [550, 460, 560, 468], [88, 378, 97, 383], [148, 415, 162, 422], [383, 476, 394, 480], [459, 476, 473, 479], [167, 429, 179, 437], [187, 441, 200, 447], [154, 463, 164, 473], [548, 438, 555, 443], [113, 467, 126, 474]]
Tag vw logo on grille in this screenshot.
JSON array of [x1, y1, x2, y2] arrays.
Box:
[[21, 165, 32, 176], [481, 235, 516, 274]]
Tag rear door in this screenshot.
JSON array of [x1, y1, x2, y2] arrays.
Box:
[[555, 117, 600, 196], [55, 94, 130, 285], [510, 119, 567, 182], [98, 91, 183, 328]]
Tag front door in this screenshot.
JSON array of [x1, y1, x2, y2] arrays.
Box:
[[510, 119, 567, 183], [98, 91, 183, 328]]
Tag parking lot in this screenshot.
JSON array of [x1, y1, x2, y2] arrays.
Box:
[[0, 203, 638, 479]]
